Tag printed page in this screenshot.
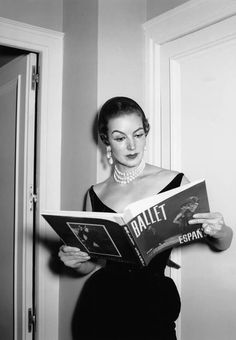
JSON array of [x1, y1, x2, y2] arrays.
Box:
[[122, 179, 209, 264], [123, 179, 205, 222], [42, 211, 139, 264]]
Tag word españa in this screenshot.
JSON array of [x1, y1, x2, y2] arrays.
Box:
[[130, 204, 167, 238], [179, 228, 204, 244]]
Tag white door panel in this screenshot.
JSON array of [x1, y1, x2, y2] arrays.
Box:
[[161, 16, 236, 340], [0, 53, 37, 340]]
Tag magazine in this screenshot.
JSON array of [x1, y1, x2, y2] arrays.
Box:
[[42, 179, 209, 267]]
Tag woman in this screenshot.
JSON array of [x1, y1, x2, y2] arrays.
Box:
[[59, 97, 233, 340]]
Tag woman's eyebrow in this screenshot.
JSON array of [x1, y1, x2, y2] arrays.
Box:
[[111, 130, 125, 135], [111, 127, 144, 135], [134, 127, 145, 133]]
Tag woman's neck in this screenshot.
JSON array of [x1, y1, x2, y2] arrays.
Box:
[[113, 159, 146, 184]]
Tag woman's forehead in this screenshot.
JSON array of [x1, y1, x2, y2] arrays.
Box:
[[107, 113, 143, 132]]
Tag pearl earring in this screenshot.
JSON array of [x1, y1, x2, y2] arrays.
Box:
[[106, 146, 113, 165]]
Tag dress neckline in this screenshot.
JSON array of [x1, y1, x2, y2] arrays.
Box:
[[90, 186, 116, 212], [90, 173, 183, 213]]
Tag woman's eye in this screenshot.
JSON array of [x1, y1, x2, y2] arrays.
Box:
[[135, 133, 144, 138], [114, 136, 125, 142]]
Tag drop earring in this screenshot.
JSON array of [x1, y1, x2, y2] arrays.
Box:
[[106, 145, 113, 165]]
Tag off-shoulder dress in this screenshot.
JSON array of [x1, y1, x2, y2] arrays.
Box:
[[72, 173, 184, 340]]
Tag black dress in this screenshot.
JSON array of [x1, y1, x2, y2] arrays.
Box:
[[72, 173, 184, 340]]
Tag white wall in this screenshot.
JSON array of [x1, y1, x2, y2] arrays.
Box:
[[60, 1, 98, 339], [62, 0, 98, 211], [0, 0, 63, 31], [146, 0, 189, 20], [97, 0, 146, 182]]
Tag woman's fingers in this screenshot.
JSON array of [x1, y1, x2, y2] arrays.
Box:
[[188, 212, 225, 237], [59, 245, 80, 253], [189, 212, 224, 224], [59, 245, 89, 256], [58, 245, 91, 268], [63, 257, 90, 268]]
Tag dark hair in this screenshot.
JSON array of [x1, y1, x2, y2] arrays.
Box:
[[181, 196, 199, 208], [98, 96, 150, 145]]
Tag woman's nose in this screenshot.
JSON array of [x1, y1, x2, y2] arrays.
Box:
[[127, 138, 135, 150]]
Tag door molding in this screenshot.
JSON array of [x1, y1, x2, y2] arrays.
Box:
[[144, 0, 236, 167], [144, 0, 236, 44], [0, 17, 64, 340], [143, 1, 236, 337]]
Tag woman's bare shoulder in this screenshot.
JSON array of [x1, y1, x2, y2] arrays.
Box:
[[145, 164, 178, 179], [92, 177, 111, 197], [144, 164, 189, 188]]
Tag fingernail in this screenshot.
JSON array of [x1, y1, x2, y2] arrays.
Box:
[[81, 252, 89, 256]]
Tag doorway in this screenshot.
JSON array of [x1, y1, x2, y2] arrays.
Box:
[[0, 46, 38, 340], [0, 17, 63, 340]]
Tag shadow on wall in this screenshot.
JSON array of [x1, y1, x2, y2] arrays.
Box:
[[33, 228, 87, 278]]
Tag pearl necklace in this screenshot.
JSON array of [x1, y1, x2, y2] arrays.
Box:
[[114, 159, 146, 184]]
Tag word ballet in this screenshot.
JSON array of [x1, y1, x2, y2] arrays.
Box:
[[179, 228, 204, 244], [129, 203, 167, 238]]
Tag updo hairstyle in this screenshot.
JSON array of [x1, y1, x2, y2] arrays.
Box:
[[98, 96, 150, 145]]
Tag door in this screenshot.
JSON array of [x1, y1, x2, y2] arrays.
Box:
[[160, 16, 236, 340], [0, 53, 38, 339]]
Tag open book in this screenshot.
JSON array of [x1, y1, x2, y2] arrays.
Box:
[[42, 179, 209, 267]]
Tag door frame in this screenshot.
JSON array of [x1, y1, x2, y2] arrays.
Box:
[[144, 0, 236, 169], [143, 0, 236, 337], [0, 17, 64, 340]]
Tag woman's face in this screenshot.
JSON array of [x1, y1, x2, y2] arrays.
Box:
[[107, 112, 146, 169]]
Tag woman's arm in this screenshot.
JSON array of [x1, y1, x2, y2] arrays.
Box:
[[206, 224, 233, 251]]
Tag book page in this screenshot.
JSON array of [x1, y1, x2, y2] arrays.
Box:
[[42, 210, 139, 264], [123, 179, 205, 222], [122, 179, 209, 264]]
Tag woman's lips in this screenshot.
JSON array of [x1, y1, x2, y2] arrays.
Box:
[[126, 153, 138, 159]]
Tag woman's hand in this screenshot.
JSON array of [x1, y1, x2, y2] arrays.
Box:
[[58, 245, 91, 268], [58, 245, 97, 274], [189, 212, 233, 250], [189, 212, 224, 237]]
